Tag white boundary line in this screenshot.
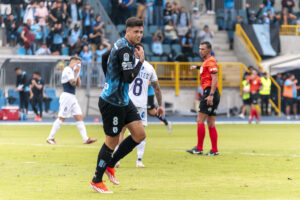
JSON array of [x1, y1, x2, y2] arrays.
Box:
[[1, 121, 300, 125], [1, 142, 300, 158]]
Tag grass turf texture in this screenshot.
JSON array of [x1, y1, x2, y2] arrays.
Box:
[[0, 124, 300, 200]]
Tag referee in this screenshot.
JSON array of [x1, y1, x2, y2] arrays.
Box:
[[187, 41, 220, 156]]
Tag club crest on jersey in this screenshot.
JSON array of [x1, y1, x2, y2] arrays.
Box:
[[113, 127, 118, 133], [141, 112, 145, 119], [123, 53, 130, 61]]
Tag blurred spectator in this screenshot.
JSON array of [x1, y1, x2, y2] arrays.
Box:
[[0, 0, 12, 16], [171, 1, 179, 25], [261, 13, 271, 24], [163, 2, 173, 24], [67, 0, 83, 29], [199, 24, 214, 45], [35, 43, 51, 55], [281, 0, 295, 14], [119, 0, 134, 25], [259, 72, 271, 116], [223, 0, 235, 30], [35, 1, 48, 44], [68, 23, 82, 55], [21, 19, 35, 55], [164, 20, 178, 44], [263, 0, 275, 14], [283, 74, 299, 119], [89, 25, 103, 54], [92, 14, 104, 34], [14, 67, 29, 115], [136, 0, 146, 21], [151, 29, 165, 56], [49, 0, 67, 27], [145, 0, 154, 26], [23, 0, 37, 25], [176, 7, 190, 38], [275, 7, 296, 25], [5, 14, 18, 46], [190, 7, 201, 43], [239, 73, 251, 119], [31, 19, 42, 46], [30, 71, 45, 121], [82, 3, 94, 36], [95, 41, 111, 63], [246, 3, 263, 24], [49, 23, 64, 55], [81, 34, 89, 47], [79, 44, 94, 63], [181, 31, 193, 57], [205, 0, 214, 14], [154, 0, 165, 27], [11, 0, 24, 24]]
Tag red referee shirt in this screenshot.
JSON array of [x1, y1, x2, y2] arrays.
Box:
[[247, 76, 261, 92], [200, 56, 218, 90]]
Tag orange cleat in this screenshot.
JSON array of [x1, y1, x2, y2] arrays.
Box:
[[90, 180, 113, 193], [105, 167, 119, 185]]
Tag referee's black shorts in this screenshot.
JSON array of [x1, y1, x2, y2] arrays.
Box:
[[199, 87, 220, 116], [250, 92, 259, 105], [98, 97, 141, 137]]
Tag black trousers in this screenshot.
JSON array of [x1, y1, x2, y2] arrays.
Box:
[[19, 91, 29, 113], [30, 97, 43, 117], [260, 94, 270, 116]]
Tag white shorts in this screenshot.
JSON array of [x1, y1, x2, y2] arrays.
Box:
[[137, 107, 147, 126], [58, 92, 82, 118]]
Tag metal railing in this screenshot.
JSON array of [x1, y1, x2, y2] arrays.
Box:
[[235, 24, 281, 116], [280, 25, 300, 35]]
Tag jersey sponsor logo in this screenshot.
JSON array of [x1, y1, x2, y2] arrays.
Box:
[[122, 62, 133, 70], [210, 67, 217, 72], [123, 53, 130, 61]]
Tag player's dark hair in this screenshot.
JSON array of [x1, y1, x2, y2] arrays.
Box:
[[200, 41, 212, 49], [126, 17, 144, 28], [135, 43, 144, 50], [14, 67, 20, 71], [70, 56, 81, 62], [33, 71, 40, 76]]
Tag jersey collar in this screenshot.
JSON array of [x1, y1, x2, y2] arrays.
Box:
[[122, 37, 134, 49]]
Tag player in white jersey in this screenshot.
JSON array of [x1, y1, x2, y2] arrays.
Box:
[[116, 43, 164, 168], [46, 56, 97, 145]]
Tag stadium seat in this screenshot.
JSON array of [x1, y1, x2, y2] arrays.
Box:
[[105, 24, 114, 34], [193, 56, 202, 62], [116, 25, 126, 33], [150, 56, 161, 62], [45, 88, 59, 112], [160, 56, 168, 62], [8, 88, 19, 106], [149, 25, 159, 34], [17, 47, 26, 55], [143, 44, 153, 57], [188, 57, 193, 62], [171, 44, 182, 55], [162, 44, 171, 54], [142, 35, 152, 45]]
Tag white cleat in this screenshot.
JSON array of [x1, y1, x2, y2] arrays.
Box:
[[46, 138, 56, 144], [238, 114, 245, 119], [167, 122, 172, 134], [136, 161, 145, 168]]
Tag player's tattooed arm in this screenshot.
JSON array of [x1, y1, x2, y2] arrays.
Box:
[[152, 81, 162, 106]]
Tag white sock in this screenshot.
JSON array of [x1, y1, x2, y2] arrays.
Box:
[[76, 121, 89, 142], [48, 119, 63, 139], [137, 140, 146, 161]]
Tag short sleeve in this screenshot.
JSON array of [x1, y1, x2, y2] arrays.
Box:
[[207, 60, 218, 74], [117, 47, 135, 71], [63, 67, 74, 81], [150, 65, 158, 82]]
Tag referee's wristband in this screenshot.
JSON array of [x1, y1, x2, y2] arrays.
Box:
[[196, 66, 201, 70]]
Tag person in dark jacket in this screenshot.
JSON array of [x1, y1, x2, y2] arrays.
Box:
[[14, 67, 30, 115], [246, 3, 263, 24]]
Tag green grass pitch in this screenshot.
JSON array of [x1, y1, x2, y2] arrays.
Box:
[[1, 124, 300, 200]]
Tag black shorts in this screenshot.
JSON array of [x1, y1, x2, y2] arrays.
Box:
[[243, 98, 251, 105], [147, 95, 155, 110], [285, 97, 297, 106], [199, 88, 220, 116], [99, 97, 141, 137], [250, 92, 259, 104]]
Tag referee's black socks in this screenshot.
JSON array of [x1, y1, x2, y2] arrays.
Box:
[[93, 143, 113, 183], [108, 136, 139, 168]]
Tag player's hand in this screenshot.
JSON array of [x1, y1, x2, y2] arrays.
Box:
[[135, 45, 145, 63], [190, 65, 197, 70], [205, 96, 213, 106], [30, 94, 33, 99], [31, 79, 36, 85], [75, 63, 81, 73], [156, 106, 165, 117]]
